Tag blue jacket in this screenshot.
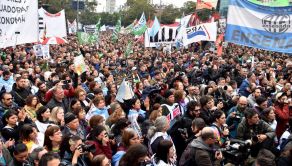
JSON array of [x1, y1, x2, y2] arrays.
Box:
[[238, 79, 250, 97], [226, 106, 245, 138]]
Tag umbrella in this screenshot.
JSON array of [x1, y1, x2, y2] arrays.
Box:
[[42, 37, 67, 45]]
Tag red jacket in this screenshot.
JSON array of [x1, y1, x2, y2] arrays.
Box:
[[86, 140, 112, 159], [274, 104, 289, 138]]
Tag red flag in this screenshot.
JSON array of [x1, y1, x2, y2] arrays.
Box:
[[216, 33, 224, 56]]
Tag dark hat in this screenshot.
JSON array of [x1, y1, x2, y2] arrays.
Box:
[[164, 89, 174, 98], [64, 112, 77, 124]]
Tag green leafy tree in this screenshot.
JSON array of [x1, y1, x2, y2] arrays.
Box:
[[121, 0, 156, 26], [180, 1, 196, 15], [160, 5, 180, 24]]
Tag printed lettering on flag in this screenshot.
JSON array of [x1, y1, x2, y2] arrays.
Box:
[[225, 0, 292, 53], [183, 22, 217, 46]]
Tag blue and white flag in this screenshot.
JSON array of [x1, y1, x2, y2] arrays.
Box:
[[149, 16, 160, 37], [226, 0, 292, 53], [183, 22, 217, 46], [175, 14, 192, 48]]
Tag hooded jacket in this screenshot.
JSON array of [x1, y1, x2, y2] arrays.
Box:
[[179, 137, 220, 166]]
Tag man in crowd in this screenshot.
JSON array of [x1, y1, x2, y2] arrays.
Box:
[[179, 127, 223, 166]]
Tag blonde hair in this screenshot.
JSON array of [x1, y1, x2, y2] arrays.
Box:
[[49, 107, 64, 124]]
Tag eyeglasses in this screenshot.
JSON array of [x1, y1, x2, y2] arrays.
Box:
[[4, 98, 12, 100]]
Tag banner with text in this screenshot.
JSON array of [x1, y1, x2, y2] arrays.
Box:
[[144, 26, 178, 48], [0, 0, 38, 48], [38, 8, 67, 38], [226, 0, 292, 53], [183, 22, 217, 46]]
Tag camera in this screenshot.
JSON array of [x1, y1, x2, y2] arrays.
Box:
[[252, 135, 259, 144], [218, 139, 251, 165], [108, 133, 115, 140], [80, 143, 96, 154]]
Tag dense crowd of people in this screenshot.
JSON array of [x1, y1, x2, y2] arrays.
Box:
[[0, 31, 291, 166]]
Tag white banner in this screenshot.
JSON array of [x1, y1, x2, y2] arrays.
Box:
[[183, 22, 217, 46], [0, 0, 38, 48], [145, 26, 178, 48], [68, 19, 77, 34], [38, 8, 67, 38]]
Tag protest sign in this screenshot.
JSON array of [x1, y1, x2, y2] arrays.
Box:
[[0, 0, 38, 48], [33, 44, 50, 58], [74, 55, 87, 75], [226, 0, 292, 53]]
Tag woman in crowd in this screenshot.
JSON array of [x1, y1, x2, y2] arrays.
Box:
[[128, 97, 146, 137], [23, 95, 42, 121], [35, 106, 52, 134], [86, 96, 109, 121], [262, 107, 277, 131], [43, 125, 63, 153], [1, 110, 22, 141], [211, 111, 229, 147], [119, 144, 150, 166], [153, 140, 175, 166], [112, 128, 141, 166], [70, 98, 82, 112], [91, 154, 111, 166], [19, 124, 40, 152], [147, 116, 176, 163], [75, 88, 91, 112], [86, 125, 112, 159], [49, 107, 65, 127], [106, 102, 126, 127], [111, 118, 131, 146], [72, 106, 88, 134]]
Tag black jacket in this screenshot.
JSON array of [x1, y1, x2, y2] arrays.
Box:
[[11, 84, 32, 107]]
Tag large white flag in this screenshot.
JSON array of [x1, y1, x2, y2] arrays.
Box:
[[183, 22, 217, 46], [38, 8, 67, 38], [0, 0, 38, 48]]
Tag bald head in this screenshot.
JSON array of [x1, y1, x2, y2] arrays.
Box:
[[201, 127, 215, 141], [238, 96, 247, 105]]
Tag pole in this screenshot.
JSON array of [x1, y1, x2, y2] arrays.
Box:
[[76, 0, 79, 32]]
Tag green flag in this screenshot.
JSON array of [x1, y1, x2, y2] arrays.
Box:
[[125, 41, 133, 57], [112, 17, 121, 42], [93, 18, 101, 42], [132, 12, 147, 36], [77, 32, 97, 44], [125, 19, 136, 34]]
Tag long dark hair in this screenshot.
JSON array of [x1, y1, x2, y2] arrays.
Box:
[[36, 106, 49, 123], [44, 125, 61, 151], [119, 144, 149, 166], [1, 110, 17, 127], [19, 124, 36, 142], [155, 140, 173, 164]]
